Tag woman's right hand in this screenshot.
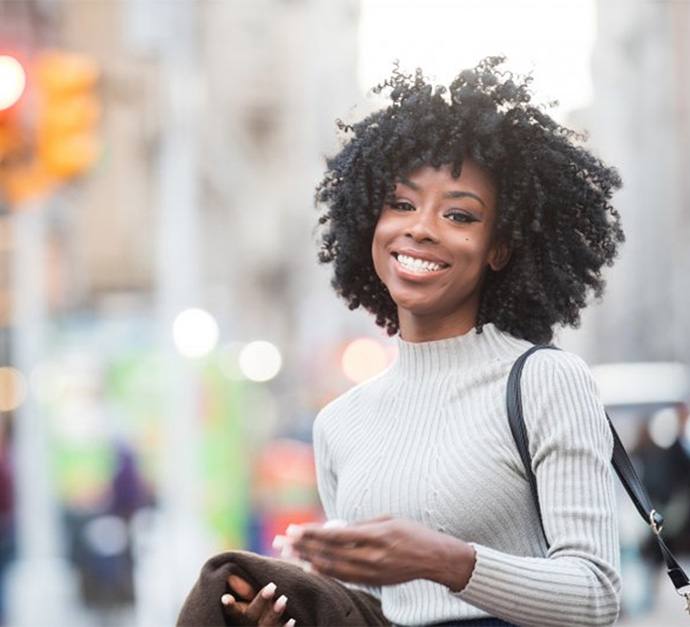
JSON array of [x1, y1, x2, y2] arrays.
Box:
[[221, 574, 295, 626]]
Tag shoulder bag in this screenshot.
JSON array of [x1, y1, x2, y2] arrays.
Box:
[[507, 344, 690, 615]]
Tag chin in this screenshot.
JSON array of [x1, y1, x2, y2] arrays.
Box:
[[392, 297, 443, 316]]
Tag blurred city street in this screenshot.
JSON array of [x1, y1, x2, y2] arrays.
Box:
[[1, 0, 689, 625]]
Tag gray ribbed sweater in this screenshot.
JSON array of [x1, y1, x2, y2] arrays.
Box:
[[312, 323, 621, 626]]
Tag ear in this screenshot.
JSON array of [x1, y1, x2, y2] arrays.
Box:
[[488, 241, 511, 272]]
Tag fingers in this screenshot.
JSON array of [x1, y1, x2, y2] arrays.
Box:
[[292, 525, 368, 547], [227, 574, 258, 600], [303, 551, 377, 584], [348, 515, 392, 526], [222, 581, 291, 626], [221, 594, 251, 625], [248, 583, 289, 626]]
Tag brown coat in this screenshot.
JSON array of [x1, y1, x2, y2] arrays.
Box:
[[176, 551, 390, 627]]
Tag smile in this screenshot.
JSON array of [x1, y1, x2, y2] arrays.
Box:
[[392, 253, 449, 275]]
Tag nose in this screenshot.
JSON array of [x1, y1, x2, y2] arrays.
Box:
[[405, 209, 439, 243]]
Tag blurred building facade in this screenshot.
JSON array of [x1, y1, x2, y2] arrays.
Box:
[[1, 0, 361, 625], [565, 0, 690, 366], [47, 0, 360, 338]]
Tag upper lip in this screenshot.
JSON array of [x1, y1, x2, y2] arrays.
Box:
[[393, 248, 451, 266]]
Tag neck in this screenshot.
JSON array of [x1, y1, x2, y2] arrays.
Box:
[[392, 321, 528, 378], [398, 309, 478, 343]]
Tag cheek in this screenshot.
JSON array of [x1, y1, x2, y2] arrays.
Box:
[[371, 222, 390, 277], [455, 232, 493, 264]]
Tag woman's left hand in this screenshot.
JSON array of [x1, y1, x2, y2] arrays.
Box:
[[289, 516, 476, 589]]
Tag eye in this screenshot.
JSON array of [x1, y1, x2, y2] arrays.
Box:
[[391, 200, 415, 212], [445, 211, 478, 224]]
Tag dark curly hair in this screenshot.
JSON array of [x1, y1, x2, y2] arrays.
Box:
[[315, 56, 624, 344]]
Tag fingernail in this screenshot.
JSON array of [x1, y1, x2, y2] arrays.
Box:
[[273, 535, 287, 549], [286, 524, 303, 539], [221, 594, 234, 606], [273, 594, 288, 612], [261, 582, 277, 599], [285, 619, 296, 627]]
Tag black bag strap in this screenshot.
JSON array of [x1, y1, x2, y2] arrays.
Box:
[[507, 344, 690, 613]]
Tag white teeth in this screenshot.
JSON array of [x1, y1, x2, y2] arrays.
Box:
[[397, 254, 444, 273]]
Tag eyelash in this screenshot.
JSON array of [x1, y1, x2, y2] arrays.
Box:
[[390, 201, 478, 224]]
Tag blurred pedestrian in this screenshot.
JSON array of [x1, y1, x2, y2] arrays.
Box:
[[637, 404, 690, 564]]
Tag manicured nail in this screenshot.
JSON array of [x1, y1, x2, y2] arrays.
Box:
[[273, 594, 288, 612], [221, 594, 234, 606], [286, 524, 303, 539], [273, 534, 287, 549], [261, 582, 277, 599], [285, 619, 296, 627]]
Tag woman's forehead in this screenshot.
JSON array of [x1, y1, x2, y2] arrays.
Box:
[[394, 161, 497, 203]]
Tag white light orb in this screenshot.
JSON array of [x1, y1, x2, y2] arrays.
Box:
[[648, 407, 679, 449], [239, 341, 282, 382], [172, 308, 219, 358], [341, 338, 389, 384]]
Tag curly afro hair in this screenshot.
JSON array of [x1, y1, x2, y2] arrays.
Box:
[[315, 56, 624, 344]]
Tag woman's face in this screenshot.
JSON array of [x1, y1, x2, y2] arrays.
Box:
[[371, 160, 508, 340]]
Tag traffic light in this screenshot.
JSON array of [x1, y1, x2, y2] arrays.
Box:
[[35, 51, 101, 179]]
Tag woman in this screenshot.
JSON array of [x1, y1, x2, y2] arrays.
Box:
[[222, 56, 624, 626]]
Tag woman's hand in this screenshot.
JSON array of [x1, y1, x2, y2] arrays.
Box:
[[221, 574, 295, 626], [289, 516, 476, 591]]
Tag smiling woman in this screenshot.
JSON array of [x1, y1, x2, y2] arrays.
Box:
[[316, 57, 623, 346], [209, 57, 625, 627], [371, 162, 508, 342]]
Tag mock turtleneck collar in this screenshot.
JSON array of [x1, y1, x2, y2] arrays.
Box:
[[392, 322, 531, 377]]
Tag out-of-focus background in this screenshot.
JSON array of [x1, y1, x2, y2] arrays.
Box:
[[0, 0, 688, 625]]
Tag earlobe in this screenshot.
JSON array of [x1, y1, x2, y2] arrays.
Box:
[[489, 242, 511, 272]]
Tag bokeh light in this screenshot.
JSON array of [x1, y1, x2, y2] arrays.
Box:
[[341, 337, 390, 384], [0, 55, 26, 110], [172, 308, 219, 358], [648, 407, 679, 449], [238, 341, 282, 382], [0, 366, 28, 411]]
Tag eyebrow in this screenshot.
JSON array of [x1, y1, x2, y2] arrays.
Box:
[[398, 177, 486, 208]]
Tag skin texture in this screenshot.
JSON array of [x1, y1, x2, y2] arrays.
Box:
[[372, 161, 509, 342]]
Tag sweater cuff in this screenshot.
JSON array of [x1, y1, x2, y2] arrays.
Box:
[[451, 542, 524, 611]]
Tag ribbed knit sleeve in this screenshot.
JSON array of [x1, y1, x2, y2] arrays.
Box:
[[455, 350, 621, 626]]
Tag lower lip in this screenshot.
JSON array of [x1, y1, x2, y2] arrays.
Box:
[[392, 255, 449, 281]]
